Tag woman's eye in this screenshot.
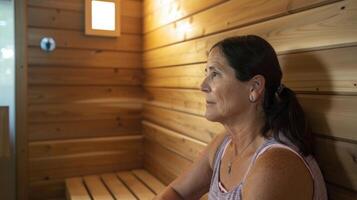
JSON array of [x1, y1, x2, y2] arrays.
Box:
[[212, 71, 218, 77]]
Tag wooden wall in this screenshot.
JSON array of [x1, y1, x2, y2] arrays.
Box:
[[142, 0, 357, 199], [26, 0, 143, 199]]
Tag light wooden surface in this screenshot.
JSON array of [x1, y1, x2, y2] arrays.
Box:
[[143, 0, 227, 33], [28, 28, 142, 52], [132, 169, 166, 194], [66, 177, 91, 200], [117, 171, 156, 200], [28, 0, 142, 34], [143, 120, 206, 161], [144, 46, 357, 94], [29, 67, 143, 86], [144, 0, 357, 68], [144, 0, 336, 50], [101, 173, 137, 200], [83, 175, 114, 200], [27, 0, 144, 199], [143, 0, 357, 199], [29, 48, 141, 68], [144, 105, 223, 143], [65, 170, 165, 200]]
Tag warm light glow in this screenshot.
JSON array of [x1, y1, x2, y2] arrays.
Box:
[[91, 0, 116, 31], [176, 21, 192, 36], [159, 0, 182, 25]]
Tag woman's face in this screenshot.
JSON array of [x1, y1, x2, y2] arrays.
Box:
[[201, 47, 251, 123]]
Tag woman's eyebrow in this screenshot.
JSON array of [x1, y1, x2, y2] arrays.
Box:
[[205, 66, 218, 72]]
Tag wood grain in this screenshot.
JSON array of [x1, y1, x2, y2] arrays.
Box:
[[143, 0, 227, 33], [29, 66, 143, 86], [144, 46, 357, 94], [28, 0, 142, 18], [28, 48, 141, 68], [29, 150, 143, 182], [29, 118, 141, 141], [29, 135, 143, 158], [28, 7, 142, 34], [143, 121, 206, 161], [144, 105, 223, 143], [29, 86, 145, 104], [144, 0, 357, 68], [28, 28, 142, 52], [29, 103, 142, 123], [144, 0, 338, 49]]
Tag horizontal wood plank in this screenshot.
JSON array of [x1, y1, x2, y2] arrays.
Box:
[[144, 46, 357, 94], [29, 135, 143, 158], [29, 103, 142, 123], [143, 0, 357, 68], [143, 121, 206, 161], [65, 178, 91, 200], [30, 151, 143, 182], [83, 175, 114, 200], [315, 137, 357, 191], [144, 140, 192, 184], [28, 48, 141, 68], [29, 118, 141, 141], [101, 173, 137, 200], [143, 0, 227, 33], [29, 86, 145, 104], [144, 105, 223, 143], [28, 7, 141, 34], [28, 0, 142, 18], [131, 169, 166, 194], [29, 66, 143, 86], [117, 171, 156, 199], [28, 28, 142, 52], [146, 88, 205, 115], [30, 179, 65, 200], [144, 0, 337, 49], [299, 94, 357, 141]]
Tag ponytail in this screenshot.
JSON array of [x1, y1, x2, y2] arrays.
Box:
[[262, 85, 312, 156]]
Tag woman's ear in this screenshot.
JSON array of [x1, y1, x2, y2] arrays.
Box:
[[249, 75, 265, 102]]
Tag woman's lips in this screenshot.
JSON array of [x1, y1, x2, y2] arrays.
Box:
[[206, 101, 216, 104]]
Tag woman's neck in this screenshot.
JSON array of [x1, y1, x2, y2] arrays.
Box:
[[223, 112, 265, 156]]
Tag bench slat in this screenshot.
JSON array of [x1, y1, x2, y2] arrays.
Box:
[[132, 169, 165, 194], [101, 173, 137, 200], [65, 177, 91, 200], [83, 175, 114, 200], [117, 171, 156, 200]]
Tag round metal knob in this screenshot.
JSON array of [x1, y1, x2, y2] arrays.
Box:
[[40, 37, 56, 52]]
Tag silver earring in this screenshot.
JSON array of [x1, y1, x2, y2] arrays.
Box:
[[249, 95, 255, 102]]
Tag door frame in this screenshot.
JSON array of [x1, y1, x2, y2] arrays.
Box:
[[15, 0, 28, 199]]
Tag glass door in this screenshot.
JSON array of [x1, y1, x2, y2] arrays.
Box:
[[0, 0, 16, 199]]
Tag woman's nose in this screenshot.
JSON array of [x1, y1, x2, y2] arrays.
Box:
[[200, 77, 210, 93]]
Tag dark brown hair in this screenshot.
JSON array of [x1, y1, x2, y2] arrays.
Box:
[[211, 35, 312, 156]]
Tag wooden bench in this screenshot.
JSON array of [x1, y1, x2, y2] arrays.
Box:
[[65, 169, 166, 200]]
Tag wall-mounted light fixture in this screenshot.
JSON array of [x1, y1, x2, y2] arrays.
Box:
[[85, 0, 121, 37]]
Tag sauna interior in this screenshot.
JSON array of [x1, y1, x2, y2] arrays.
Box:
[[0, 0, 356, 199]]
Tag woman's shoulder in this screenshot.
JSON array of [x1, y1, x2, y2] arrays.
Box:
[[207, 133, 227, 169], [242, 146, 314, 200]]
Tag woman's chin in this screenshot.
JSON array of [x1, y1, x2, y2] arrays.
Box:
[[204, 112, 220, 122]]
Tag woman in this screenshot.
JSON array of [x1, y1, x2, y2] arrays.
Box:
[[154, 35, 327, 200]]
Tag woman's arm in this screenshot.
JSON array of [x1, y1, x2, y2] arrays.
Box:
[[242, 148, 314, 200], [154, 133, 226, 200]]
